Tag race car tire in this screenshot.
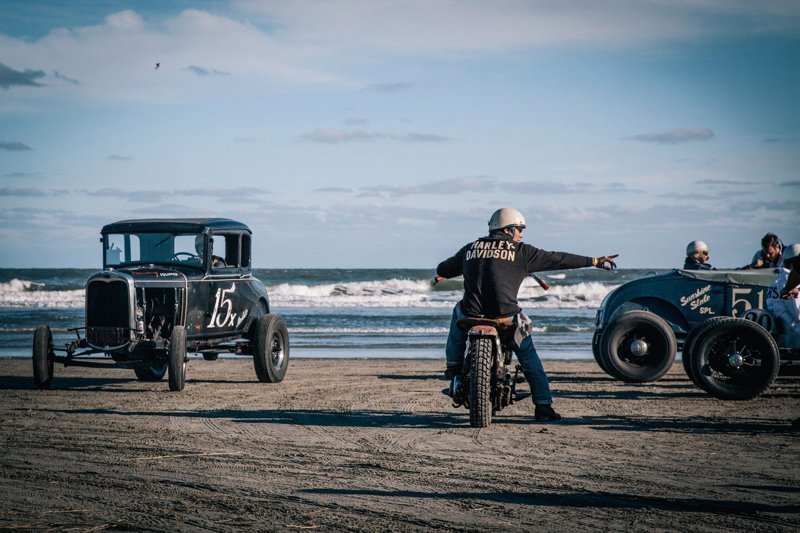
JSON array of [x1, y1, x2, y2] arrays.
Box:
[[168, 326, 187, 392], [592, 330, 611, 375], [202, 353, 219, 361], [254, 314, 289, 383], [600, 310, 677, 383], [134, 362, 168, 382], [33, 325, 54, 390], [690, 318, 779, 401], [682, 317, 729, 387]]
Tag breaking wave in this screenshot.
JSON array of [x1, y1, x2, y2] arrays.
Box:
[[0, 276, 617, 310]]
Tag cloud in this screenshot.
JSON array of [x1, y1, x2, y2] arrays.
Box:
[[779, 180, 800, 187], [186, 65, 230, 76], [236, 0, 800, 52], [625, 128, 716, 144], [364, 82, 412, 92], [84, 186, 271, 201], [107, 155, 132, 161], [52, 70, 80, 85], [498, 180, 644, 195], [1, 172, 41, 179], [695, 179, 760, 186], [360, 176, 498, 197], [299, 128, 450, 144], [0, 141, 32, 151], [0, 186, 67, 196], [0, 63, 46, 89], [315, 187, 353, 193]]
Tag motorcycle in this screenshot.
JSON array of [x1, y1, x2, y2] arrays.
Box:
[[448, 316, 530, 427], [438, 273, 549, 428]]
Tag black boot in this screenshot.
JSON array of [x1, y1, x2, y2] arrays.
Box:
[[444, 365, 461, 380], [534, 404, 562, 422]]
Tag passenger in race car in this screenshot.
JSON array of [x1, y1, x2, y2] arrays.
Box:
[[767, 243, 800, 334], [436, 207, 617, 422], [683, 240, 714, 270], [743, 233, 784, 269]]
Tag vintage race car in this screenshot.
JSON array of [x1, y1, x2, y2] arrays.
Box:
[[32, 218, 289, 391], [592, 268, 800, 400]]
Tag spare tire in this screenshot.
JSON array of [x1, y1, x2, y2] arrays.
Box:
[[599, 310, 677, 383], [690, 318, 779, 400]]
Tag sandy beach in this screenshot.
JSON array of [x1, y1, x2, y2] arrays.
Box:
[[1, 356, 799, 531]]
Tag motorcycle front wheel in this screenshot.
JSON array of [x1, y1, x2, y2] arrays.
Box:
[[469, 336, 494, 428]]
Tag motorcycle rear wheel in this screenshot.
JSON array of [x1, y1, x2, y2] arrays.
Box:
[[469, 336, 494, 428]]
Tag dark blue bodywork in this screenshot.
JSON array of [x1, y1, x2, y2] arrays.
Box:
[[595, 269, 777, 344]]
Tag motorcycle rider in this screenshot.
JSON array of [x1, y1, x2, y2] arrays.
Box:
[[436, 208, 617, 422], [683, 240, 714, 270]]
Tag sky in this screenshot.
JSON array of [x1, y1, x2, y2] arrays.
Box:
[[1, 0, 798, 269]]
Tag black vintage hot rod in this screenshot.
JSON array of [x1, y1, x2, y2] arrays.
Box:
[[32, 218, 289, 391]]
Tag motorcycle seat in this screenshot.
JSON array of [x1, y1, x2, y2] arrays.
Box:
[[458, 316, 514, 331]]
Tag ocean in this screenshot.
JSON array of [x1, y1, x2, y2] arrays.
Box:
[[0, 268, 666, 360]]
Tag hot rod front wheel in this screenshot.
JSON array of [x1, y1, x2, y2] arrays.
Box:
[[690, 318, 779, 401], [254, 315, 289, 383], [168, 326, 187, 391], [600, 311, 677, 383], [32, 325, 54, 390]]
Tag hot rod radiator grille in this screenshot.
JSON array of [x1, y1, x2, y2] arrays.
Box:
[[86, 279, 130, 328], [87, 327, 127, 347]]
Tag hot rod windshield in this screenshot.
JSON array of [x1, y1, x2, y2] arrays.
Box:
[[104, 232, 204, 269]]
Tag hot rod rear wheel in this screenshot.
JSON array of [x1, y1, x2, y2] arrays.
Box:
[[600, 311, 677, 383], [468, 337, 493, 428], [254, 314, 289, 383], [690, 318, 779, 401], [682, 317, 728, 386], [32, 325, 54, 390], [168, 326, 187, 391], [134, 362, 168, 382]]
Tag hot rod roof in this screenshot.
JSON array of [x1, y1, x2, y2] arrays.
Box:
[[102, 218, 251, 234]]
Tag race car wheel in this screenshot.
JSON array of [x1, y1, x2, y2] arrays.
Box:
[[592, 330, 611, 375], [202, 352, 219, 361], [254, 314, 289, 383], [682, 317, 729, 387], [134, 362, 168, 382], [690, 318, 779, 401], [32, 325, 54, 390], [600, 311, 677, 383], [168, 326, 187, 391]]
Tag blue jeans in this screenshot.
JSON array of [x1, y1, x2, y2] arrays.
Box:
[[445, 303, 553, 405]]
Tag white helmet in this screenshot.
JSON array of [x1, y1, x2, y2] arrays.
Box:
[[686, 240, 709, 259], [488, 208, 526, 231], [784, 243, 800, 267]]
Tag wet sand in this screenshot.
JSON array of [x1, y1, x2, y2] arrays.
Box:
[[1, 357, 799, 531]]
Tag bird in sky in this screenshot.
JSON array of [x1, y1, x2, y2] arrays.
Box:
[[155, 62, 160, 70]]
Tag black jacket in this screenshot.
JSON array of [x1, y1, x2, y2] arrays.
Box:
[[683, 258, 714, 270], [437, 235, 592, 318]]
